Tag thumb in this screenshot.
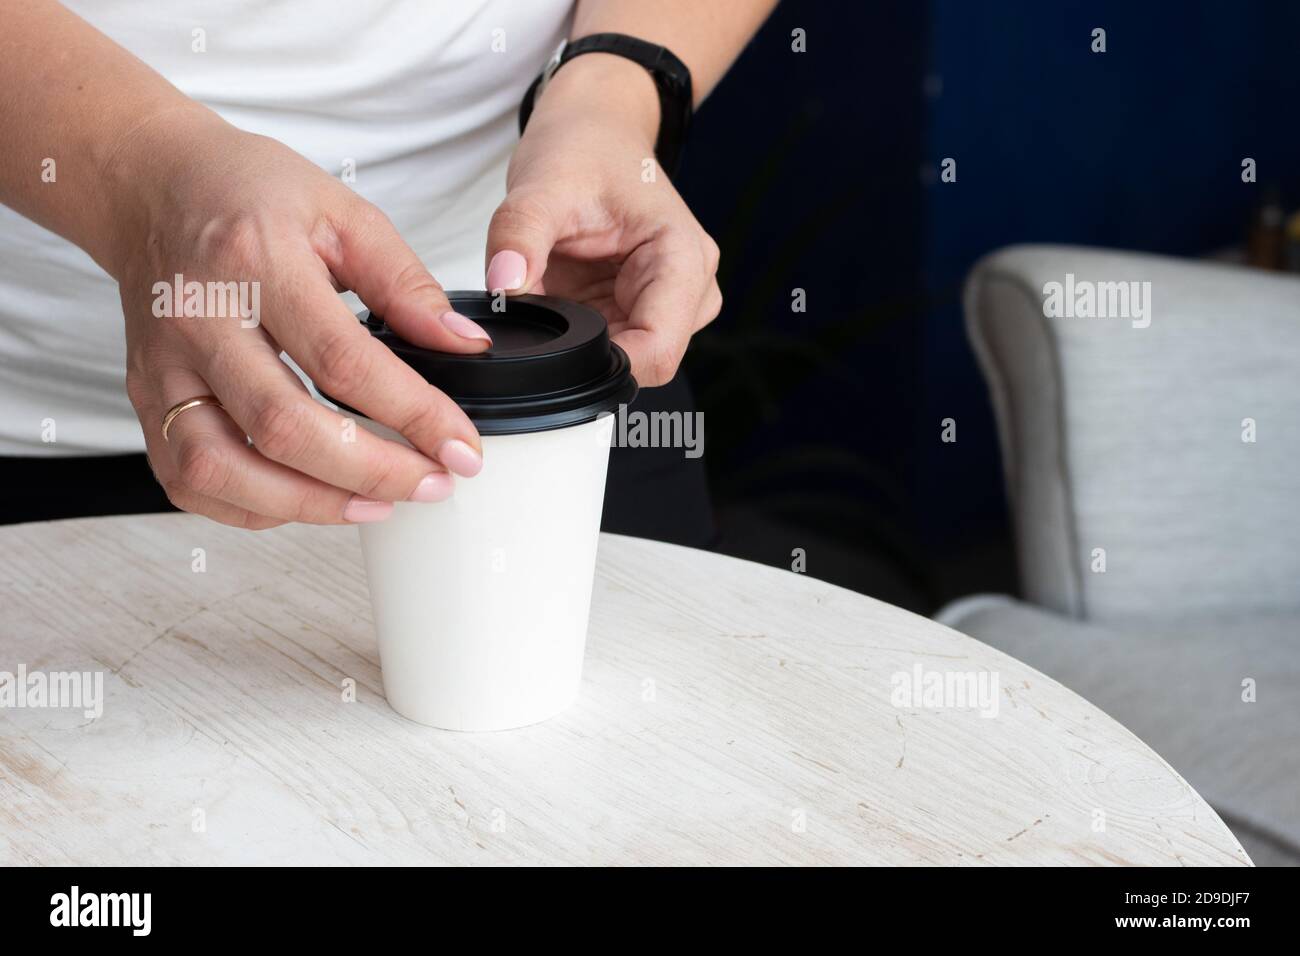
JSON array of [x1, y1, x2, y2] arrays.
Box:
[[327, 202, 493, 352], [485, 191, 561, 295]]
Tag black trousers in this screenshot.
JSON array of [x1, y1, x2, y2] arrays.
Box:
[[0, 375, 715, 548]]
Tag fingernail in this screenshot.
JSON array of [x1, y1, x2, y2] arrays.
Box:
[[486, 250, 528, 292], [409, 472, 454, 502], [343, 496, 394, 523], [439, 310, 492, 343], [438, 438, 483, 478]]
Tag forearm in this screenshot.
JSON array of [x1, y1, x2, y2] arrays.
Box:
[[527, 0, 776, 158], [571, 0, 777, 106], [0, 0, 216, 275]]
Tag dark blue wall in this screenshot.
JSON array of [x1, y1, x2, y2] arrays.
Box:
[[679, 0, 1300, 605], [920, 0, 1300, 557]]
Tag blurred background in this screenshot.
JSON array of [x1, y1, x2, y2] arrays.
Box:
[[671, 0, 1300, 614]]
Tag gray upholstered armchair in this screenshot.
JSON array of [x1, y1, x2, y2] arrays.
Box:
[[937, 245, 1300, 865]]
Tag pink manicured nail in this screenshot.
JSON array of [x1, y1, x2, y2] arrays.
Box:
[[438, 439, 483, 477], [409, 472, 454, 502], [486, 250, 528, 291], [439, 310, 492, 343], [343, 496, 394, 523]]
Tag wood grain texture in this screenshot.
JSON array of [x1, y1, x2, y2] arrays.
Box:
[[0, 513, 1249, 865]]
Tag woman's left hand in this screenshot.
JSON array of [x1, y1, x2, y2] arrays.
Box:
[[485, 53, 722, 387]]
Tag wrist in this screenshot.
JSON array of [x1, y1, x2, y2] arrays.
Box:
[[528, 52, 660, 152], [95, 104, 231, 281]]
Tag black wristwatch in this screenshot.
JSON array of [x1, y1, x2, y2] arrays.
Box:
[[518, 33, 694, 180]]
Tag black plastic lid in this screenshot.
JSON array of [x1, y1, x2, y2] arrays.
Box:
[[319, 292, 637, 435]]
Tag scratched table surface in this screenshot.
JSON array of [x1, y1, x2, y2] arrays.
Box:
[[0, 513, 1249, 865]]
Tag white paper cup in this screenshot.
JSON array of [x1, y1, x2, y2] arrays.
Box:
[[355, 415, 614, 731], [318, 293, 636, 731]]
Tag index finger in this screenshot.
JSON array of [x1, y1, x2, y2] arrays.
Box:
[[321, 201, 493, 353], [195, 330, 458, 500], [261, 258, 484, 469]]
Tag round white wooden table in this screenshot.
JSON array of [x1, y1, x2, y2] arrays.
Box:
[[0, 514, 1249, 865]]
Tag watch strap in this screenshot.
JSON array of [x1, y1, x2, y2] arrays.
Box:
[[519, 33, 694, 179]]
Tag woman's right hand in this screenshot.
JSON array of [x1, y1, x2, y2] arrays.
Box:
[[109, 108, 493, 529]]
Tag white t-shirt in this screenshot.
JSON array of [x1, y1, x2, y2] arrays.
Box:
[[0, 0, 572, 455]]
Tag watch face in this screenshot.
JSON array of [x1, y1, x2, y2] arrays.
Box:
[[539, 39, 568, 93]]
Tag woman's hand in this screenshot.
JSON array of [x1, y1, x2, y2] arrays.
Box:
[[110, 108, 492, 529], [486, 54, 722, 387]]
